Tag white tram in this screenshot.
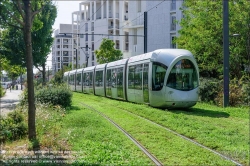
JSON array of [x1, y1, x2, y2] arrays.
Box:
[[64, 49, 199, 108]]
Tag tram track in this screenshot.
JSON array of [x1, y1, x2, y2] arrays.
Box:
[[80, 102, 164, 166], [82, 97, 242, 166]]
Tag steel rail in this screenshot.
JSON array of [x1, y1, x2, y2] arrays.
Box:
[[80, 102, 163, 166], [105, 103, 243, 166]]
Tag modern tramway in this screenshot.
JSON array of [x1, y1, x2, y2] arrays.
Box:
[[64, 49, 199, 108]]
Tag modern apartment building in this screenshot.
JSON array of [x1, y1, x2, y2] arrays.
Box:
[[51, 24, 74, 75], [52, 0, 184, 74]]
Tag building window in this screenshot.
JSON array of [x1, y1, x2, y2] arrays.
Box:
[[85, 33, 88, 41], [92, 53, 95, 61], [137, 0, 141, 12], [171, 15, 176, 31], [63, 51, 68, 56], [91, 22, 94, 31], [85, 23, 88, 32], [171, 0, 176, 10], [171, 36, 176, 48], [134, 29, 137, 45]]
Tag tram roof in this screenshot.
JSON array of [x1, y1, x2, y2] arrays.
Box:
[[106, 58, 128, 68], [95, 63, 107, 70], [152, 49, 194, 67]]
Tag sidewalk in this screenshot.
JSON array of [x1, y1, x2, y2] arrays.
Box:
[[0, 84, 24, 117]]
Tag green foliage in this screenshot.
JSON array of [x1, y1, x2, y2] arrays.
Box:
[[199, 77, 220, 104], [35, 86, 72, 108], [199, 76, 250, 107], [94, 38, 123, 64], [0, 1, 57, 81], [0, 86, 6, 97], [177, 0, 250, 79], [20, 88, 28, 106], [51, 66, 71, 85], [215, 76, 250, 107], [0, 111, 27, 143]]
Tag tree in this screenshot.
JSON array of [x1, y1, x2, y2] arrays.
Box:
[[32, 2, 57, 85], [94, 38, 123, 64], [0, 58, 25, 82], [1, 2, 56, 86], [0, 0, 49, 140], [176, 0, 250, 79]]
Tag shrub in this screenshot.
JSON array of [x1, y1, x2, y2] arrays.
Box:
[[0, 111, 27, 143], [35, 86, 72, 108], [199, 77, 221, 104], [19, 88, 28, 105], [215, 76, 250, 107], [0, 86, 5, 97]]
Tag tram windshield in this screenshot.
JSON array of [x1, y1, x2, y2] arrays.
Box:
[[167, 59, 198, 91]]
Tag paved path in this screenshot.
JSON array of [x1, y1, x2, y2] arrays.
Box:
[[0, 84, 24, 117]]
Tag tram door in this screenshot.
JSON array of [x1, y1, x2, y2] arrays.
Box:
[[143, 63, 149, 103]]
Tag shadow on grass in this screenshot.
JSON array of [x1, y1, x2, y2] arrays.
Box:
[[66, 105, 82, 114], [166, 107, 230, 118]]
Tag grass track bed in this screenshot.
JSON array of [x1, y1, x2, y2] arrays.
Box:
[[72, 92, 249, 165], [59, 98, 153, 165]]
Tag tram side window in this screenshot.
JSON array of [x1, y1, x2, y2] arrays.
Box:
[[106, 69, 112, 88], [70, 74, 74, 85], [111, 68, 117, 88], [128, 65, 142, 90], [63, 75, 68, 83], [117, 67, 124, 98], [77, 73, 81, 85], [117, 67, 123, 86], [89, 72, 93, 86], [85, 73, 90, 86], [134, 64, 142, 90], [106, 69, 112, 96], [143, 63, 149, 89], [83, 73, 86, 86], [95, 71, 103, 87], [152, 62, 167, 91], [128, 66, 135, 89]]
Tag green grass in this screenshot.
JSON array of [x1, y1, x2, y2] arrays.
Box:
[[59, 98, 153, 165], [69, 92, 249, 165]]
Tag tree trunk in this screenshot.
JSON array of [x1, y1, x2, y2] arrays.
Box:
[[24, 0, 36, 140]]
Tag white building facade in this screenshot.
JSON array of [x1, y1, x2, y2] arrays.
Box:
[[51, 24, 73, 75], [52, 0, 184, 74]]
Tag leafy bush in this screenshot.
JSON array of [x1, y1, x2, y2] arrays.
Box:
[[19, 88, 28, 106], [0, 86, 5, 97], [199, 77, 221, 104], [0, 111, 27, 143], [215, 76, 250, 107], [35, 86, 72, 108]]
